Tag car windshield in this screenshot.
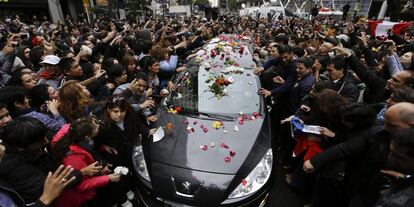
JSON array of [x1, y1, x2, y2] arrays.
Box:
[[165, 35, 261, 118]]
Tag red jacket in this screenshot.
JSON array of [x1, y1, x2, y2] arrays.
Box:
[[54, 144, 109, 207]]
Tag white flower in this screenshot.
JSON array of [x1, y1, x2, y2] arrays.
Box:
[[176, 93, 183, 99], [203, 62, 211, 69], [224, 66, 245, 74], [226, 77, 235, 83], [114, 166, 129, 175]]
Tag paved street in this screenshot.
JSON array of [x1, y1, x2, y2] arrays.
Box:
[[267, 156, 306, 207]]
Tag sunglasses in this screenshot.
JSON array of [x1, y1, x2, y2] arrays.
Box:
[[110, 96, 125, 103]]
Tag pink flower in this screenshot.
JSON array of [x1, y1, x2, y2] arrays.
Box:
[[230, 150, 236, 157], [221, 143, 229, 149], [242, 179, 247, 186], [225, 157, 231, 162]]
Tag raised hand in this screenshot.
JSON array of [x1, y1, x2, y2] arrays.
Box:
[[39, 165, 75, 205]]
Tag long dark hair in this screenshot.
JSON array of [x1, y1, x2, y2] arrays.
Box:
[[52, 117, 98, 162], [102, 95, 141, 145], [16, 46, 33, 69]]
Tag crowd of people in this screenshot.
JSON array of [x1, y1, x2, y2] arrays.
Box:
[[0, 10, 413, 207]]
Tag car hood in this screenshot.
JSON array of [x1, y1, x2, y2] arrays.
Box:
[[148, 108, 270, 175]]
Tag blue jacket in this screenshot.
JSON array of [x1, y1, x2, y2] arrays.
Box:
[[270, 60, 297, 96], [288, 73, 315, 115], [159, 55, 178, 73]]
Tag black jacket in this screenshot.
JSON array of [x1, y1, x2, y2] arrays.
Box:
[[311, 127, 390, 206], [0, 153, 49, 204], [287, 73, 315, 116], [331, 72, 359, 102], [0, 179, 48, 207], [376, 178, 414, 207], [96, 112, 149, 167], [0, 151, 82, 205], [345, 55, 389, 104]]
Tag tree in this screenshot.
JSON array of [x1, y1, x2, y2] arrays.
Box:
[[194, 0, 211, 6]]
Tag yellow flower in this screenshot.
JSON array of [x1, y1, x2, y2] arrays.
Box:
[[167, 108, 177, 114], [212, 121, 222, 129]]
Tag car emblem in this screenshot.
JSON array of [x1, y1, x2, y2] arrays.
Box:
[[171, 177, 204, 198], [182, 181, 191, 193]]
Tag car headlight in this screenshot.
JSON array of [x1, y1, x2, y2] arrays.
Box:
[[228, 148, 272, 199], [132, 145, 151, 182]]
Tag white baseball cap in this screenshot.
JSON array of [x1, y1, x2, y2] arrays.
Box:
[[40, 55, 60, 65]]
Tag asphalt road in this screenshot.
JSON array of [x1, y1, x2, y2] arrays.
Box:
[[266, 159, 306, 207]]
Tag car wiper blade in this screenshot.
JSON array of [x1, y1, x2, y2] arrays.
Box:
[[162, 106, 234, 121], [198, 112, 234, 121]]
